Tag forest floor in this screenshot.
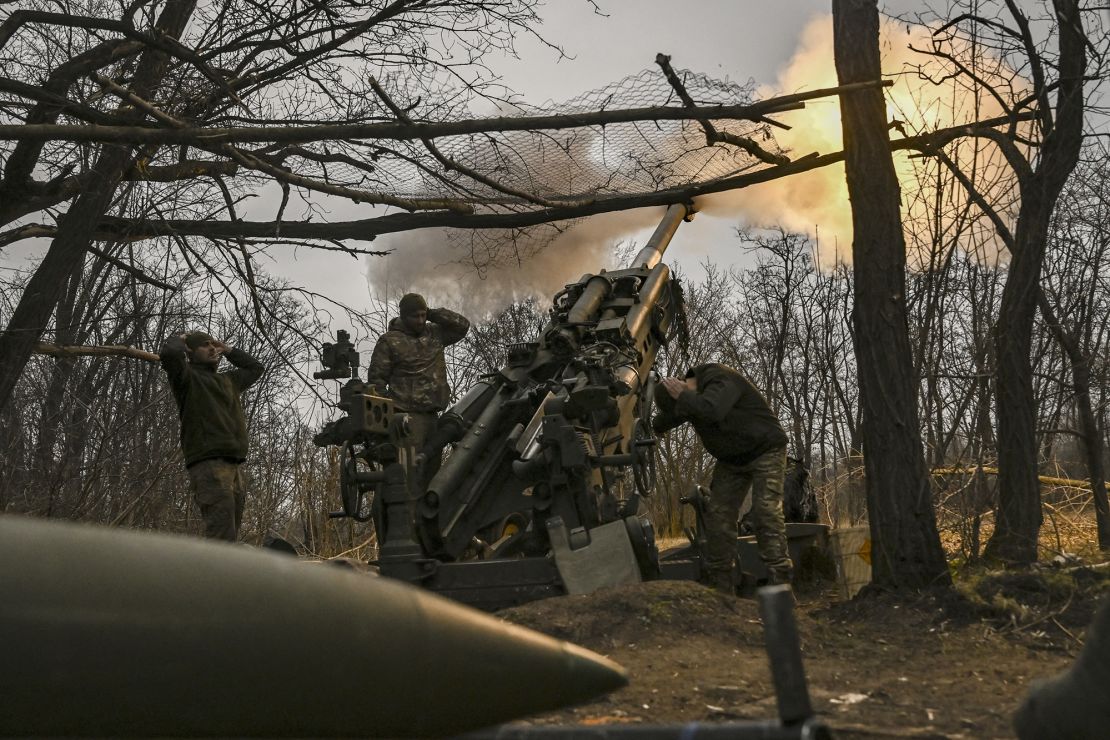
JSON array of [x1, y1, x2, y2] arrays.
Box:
[[495, 562, 1110, 739]]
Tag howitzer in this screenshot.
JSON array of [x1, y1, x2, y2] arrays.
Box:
[[316, 204, 693, 609]]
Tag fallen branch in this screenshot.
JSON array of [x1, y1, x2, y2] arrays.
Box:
[[931, 466, 1104, 491]]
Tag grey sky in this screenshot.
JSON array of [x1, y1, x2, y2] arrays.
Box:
[[286, 0, 867, 320], [3, 2, 922, 336]]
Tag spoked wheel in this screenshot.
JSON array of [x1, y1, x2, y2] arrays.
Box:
[[339, 441, 375, 523]]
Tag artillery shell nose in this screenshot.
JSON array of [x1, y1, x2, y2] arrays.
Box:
[[558, 640, 630, 701], [0, 515, 627, 738]]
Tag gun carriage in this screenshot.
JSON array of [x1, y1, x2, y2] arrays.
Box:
[[313, 204, 826, 609]]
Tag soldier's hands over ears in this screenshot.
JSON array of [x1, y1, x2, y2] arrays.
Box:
[[661, 378, 686, 399]]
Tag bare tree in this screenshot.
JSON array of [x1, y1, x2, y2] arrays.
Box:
[[908, 0, 1102, 564], [833, 0, 951, 589], [1, 0, 1014, 422], [1038, 150, 1110, 549]]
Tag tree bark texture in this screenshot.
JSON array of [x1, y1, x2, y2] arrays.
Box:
[[0, 0, 197, 412], [832, 0, 951, 588], [985, 0, 1087, 564]]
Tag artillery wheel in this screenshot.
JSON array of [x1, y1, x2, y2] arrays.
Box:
[[339, 441, 375, 523]]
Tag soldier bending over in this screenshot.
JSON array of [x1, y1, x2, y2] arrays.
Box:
[[366, 293, 470, 480], [652, 363, 793, 592], [160, 332, 265, 541]]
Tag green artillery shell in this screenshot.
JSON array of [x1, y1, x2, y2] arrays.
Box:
[[0, 515, 627, 737]]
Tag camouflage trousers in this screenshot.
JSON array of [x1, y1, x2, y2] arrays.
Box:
[[704, 447, 793, 589], [188, 458, 245, 542], [406, 412, 441, 486]]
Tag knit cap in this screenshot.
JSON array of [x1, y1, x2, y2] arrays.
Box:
[[185, 331, 215, 350], [398, 293, 428, 316]]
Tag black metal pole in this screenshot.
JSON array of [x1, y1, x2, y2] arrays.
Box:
[[758, 584, 815, 726]]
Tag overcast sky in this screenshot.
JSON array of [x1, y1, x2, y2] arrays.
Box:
[[2, 2, 922, 337], [275, 0, 913, 322]]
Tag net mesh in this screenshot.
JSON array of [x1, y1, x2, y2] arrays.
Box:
[[339, 66, 783, 269], [362, 66, 781, 207]]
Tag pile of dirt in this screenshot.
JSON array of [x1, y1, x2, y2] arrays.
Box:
[[500, 579, 762, 649], [964, 565, 1110, 642], [495, 577, 1096, 739]]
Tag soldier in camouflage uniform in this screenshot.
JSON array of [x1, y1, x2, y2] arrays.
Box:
[[652, 363, 792, 592], [160, 331, 265, 542], [366, 293, 470, 480]]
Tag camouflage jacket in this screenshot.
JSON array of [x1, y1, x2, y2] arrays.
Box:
[[366, 307, 470, 413]]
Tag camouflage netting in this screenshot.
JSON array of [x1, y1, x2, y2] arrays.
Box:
[[355, 66, 784, 267], [373, 66, 781, 204]]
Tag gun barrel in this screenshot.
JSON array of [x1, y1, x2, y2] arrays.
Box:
[[0, 516, 627, 738], [627, 203, 690, 269], [429, 390, 507, 529], [624, 262, 671, 342], [567, 274, 612, 325]]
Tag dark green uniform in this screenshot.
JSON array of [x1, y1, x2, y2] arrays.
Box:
[[160, 336, 265, 541], [1014, 595, 1110, 739], [653, 363, 792, 589], [366, 307, 470, 455]]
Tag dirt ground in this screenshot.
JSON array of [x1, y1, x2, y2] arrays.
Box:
[[494, 567, 1110, 739]]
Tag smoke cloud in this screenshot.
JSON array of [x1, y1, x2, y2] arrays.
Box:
[[366, 207, 669, 318], [366, 14, 1024, 315], [698, 15, 1020, 265]]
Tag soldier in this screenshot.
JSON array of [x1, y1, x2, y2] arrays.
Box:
[[160, 331, 265, 542], [652, 363, 792, 592], [1014, 595, 1110, 739], [366, 293, 470, 478]]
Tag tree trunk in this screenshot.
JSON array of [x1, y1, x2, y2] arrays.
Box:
[[0, 0, 197, 413], [1073, 362, 1110, 550], [984, 0, 1087, 564], [832, 0, 950, 589], [1037, 293, 1110, 550]]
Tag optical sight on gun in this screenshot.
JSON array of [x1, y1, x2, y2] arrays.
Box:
[[313, 329, 360, 380]]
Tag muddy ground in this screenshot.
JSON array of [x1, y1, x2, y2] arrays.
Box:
[[494, 567, 1109, 739]]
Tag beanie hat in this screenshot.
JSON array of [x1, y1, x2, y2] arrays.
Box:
[[398, 293, 428, 316], [185, 331, 215, 350]]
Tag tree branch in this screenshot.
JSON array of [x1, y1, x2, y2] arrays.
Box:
[[655, 52, 790, 165], [0, 80, 891, 146], [33, 342, 160, 362], [93, 72, 472, 213], [85, 245, 178, 290], [932, 150, 1017, 251], [0, 160, 239, 224]]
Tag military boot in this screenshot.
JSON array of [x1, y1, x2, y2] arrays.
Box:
[[1014, 598, 1110, 739], [703, 568, 735, 595]]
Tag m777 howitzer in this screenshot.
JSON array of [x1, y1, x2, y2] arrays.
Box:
[[315, 203, 694, 610]]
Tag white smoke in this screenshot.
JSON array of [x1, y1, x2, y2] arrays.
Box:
[[366, 207, 670, 318], [365, 13, 1025, 314]]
